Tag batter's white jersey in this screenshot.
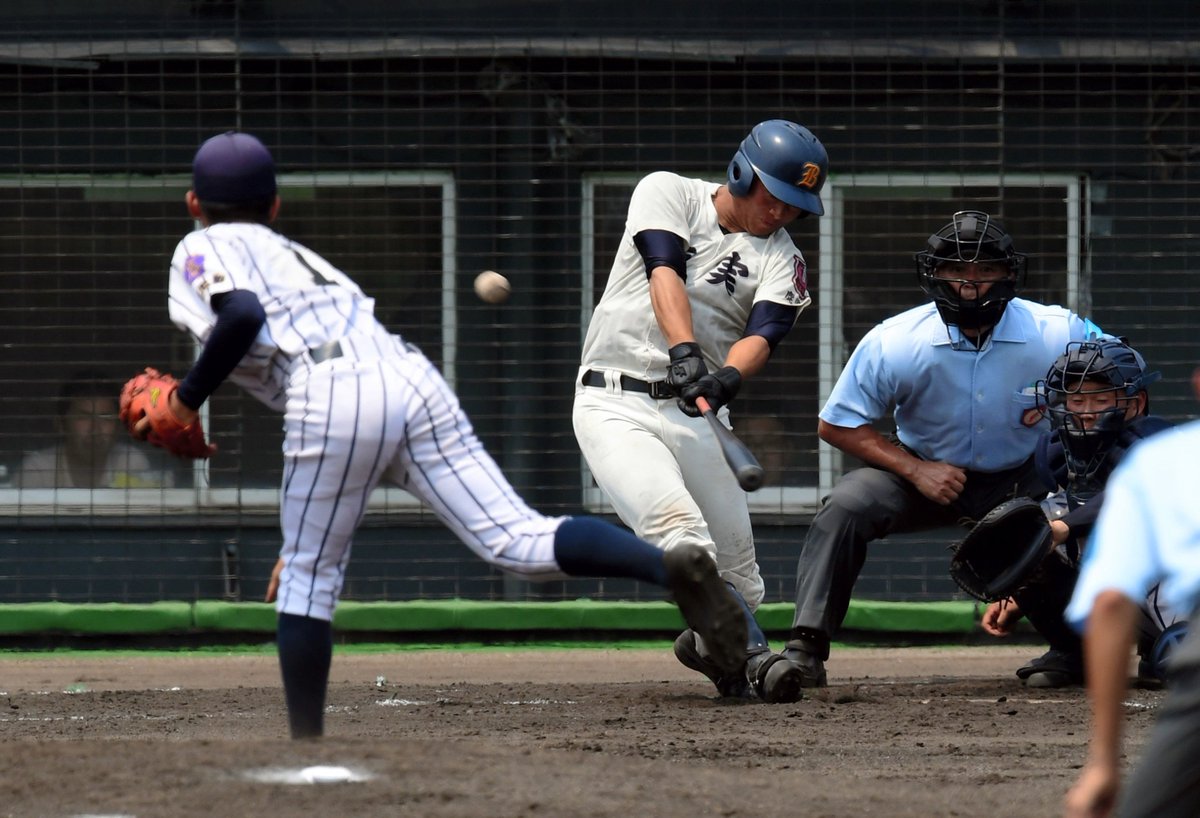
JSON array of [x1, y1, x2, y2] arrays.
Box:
[[574, 171, 812, 610], [168, 222, 567, 621], [580, 172, 811, 378]]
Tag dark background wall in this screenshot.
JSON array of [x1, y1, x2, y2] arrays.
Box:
[[0, 0, 1196, 604]]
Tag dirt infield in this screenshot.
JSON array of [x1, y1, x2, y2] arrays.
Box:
[[0, 645, 1161, 818]]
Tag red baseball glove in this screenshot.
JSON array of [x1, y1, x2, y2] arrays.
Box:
[[118, 367, 216, 459]]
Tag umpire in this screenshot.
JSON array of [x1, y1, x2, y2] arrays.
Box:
[[782, 210, 1098, 686]]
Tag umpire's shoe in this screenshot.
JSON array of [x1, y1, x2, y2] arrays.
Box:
[[745, 651, 805, 704], [663, 545, 748, 675], [780, 638, 829, 689]]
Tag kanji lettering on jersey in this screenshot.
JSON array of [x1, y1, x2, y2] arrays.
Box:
[[705, 252, 750, 295]]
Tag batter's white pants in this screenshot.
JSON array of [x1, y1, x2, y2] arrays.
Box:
[[275, 340, 567, 621], [572, 376, 764, 609]]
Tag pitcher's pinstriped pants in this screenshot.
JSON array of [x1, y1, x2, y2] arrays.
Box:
[[275, 340, 567, 621]]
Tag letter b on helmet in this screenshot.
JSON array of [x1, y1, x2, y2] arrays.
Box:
[[727, 120, 828, 216]]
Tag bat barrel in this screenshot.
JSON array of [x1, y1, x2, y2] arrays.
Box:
[[694, 397, 765, 492]]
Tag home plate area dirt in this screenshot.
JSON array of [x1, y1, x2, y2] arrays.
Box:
[[0, 646, 1161, 817]]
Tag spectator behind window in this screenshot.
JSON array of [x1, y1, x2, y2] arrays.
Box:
[[14, 373, 176, 489]]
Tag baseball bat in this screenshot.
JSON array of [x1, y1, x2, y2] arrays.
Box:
[[694, 396, 765, 492]]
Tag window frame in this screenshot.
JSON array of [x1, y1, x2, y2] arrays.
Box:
[[579, 171, 1087, 516], [0, 170, 458, 517]]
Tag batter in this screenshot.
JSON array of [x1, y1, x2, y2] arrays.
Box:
[[573, 120, 828, 702]]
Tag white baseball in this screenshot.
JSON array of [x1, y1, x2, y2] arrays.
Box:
[[474, 270, 512, 304]]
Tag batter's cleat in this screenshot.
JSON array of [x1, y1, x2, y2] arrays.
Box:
[[781, 639, 829, 689], [673, 628, 755, 699], [746, 652, 805, 704], [663, 545, 748, 675], [1015, 649, 1084, 688]]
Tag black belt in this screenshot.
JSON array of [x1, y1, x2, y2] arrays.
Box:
[[581, 369, 673, 400], [308, 340, 344, 363]]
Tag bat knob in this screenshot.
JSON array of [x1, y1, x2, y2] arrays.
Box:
[[738, 465, 765, 492]]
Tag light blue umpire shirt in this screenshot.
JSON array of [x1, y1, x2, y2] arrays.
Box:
[[820, 298, 1098, 473], [1066, 419, 1200, 630]]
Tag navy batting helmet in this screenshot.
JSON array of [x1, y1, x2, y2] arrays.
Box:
[[727, 120, 827, 216], [915, 210, 1027, 331], [1038, 336, 1161, 481]]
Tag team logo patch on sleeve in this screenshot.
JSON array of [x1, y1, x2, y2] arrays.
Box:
[[791, 255, 809, 300], [184, 254, 206, 284]]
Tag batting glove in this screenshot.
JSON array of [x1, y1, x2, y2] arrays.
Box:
[[679, 366, 742, 417], [665, 342, 708, 396]]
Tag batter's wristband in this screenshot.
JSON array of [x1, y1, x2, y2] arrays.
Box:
[[668, 341, 702, 363], [712, 366, 742, 400]]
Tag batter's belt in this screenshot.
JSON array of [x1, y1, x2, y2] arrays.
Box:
[[580, 369, 673, 399]]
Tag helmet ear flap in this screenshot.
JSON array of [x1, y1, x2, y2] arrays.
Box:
[[727, 150, 754, 198]]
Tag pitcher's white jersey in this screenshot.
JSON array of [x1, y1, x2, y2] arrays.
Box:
[[167, 222, 391, 411], [580, 172, 811, 378]]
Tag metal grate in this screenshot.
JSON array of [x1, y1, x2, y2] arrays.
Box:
[[0, 3, 1197, 603]]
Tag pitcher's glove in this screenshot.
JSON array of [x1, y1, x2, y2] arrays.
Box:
[[119, 368, 216, 459], [949, 497, 1053, 602]]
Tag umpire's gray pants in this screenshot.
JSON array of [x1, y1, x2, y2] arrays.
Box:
[[1116, 622, 1200, 818], [791, 458, 1046, 656]]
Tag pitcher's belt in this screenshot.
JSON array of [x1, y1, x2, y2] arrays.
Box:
[[580, 369, 673, 400], [308, 340, 344, 363]]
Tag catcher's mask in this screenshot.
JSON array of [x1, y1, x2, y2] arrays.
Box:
[[1037, 337, 1160, 482], [914, 210, 1027, 333]]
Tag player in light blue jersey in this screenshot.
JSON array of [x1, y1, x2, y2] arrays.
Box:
[[1063, 365, 1200, 818]]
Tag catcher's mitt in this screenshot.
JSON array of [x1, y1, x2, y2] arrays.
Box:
[[118, 367, 215, 459], [949, 497, 1053, 602]]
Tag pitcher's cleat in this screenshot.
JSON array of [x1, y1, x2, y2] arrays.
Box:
[[663, 545, 748, 675]]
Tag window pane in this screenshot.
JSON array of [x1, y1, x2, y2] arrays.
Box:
[[0, 184, 191, 491], [735, 216, 821, 488], [841, 188, 1071, 351], [586, 180, 1076, 498], [0, 179, 448, 500], [837, 185, 1074, 470]]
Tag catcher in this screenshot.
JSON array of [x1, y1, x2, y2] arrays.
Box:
[[954, 336, 1187, 687]]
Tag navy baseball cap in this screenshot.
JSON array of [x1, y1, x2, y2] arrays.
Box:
[[192, 131, 277, 205]]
